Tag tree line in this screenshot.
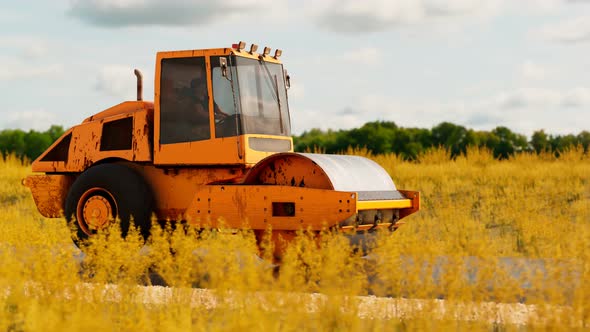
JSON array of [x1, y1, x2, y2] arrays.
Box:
[[293, 121, 590, 159], [0, 126, 65, 161], [1, 122, 588, 161]]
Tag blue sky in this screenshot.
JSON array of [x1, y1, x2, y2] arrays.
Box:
[[1, 0, 589, 136]]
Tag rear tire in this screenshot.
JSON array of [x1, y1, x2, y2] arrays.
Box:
[[65, 163, 153, 247]]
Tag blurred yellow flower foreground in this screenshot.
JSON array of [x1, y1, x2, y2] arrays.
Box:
[[0, 147, 588, 331]]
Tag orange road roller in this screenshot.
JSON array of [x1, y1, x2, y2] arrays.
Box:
[[23, 42, 419, 259]]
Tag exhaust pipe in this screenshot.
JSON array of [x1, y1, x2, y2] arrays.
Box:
[[134, 69, 143, 101]]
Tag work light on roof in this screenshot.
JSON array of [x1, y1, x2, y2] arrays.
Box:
[[237, 41, 246, 51], [274, 49, 282, 59], [249, 44, 258, 54], [263, 47, 271, 56]]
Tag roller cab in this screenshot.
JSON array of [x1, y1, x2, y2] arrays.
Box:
[[153, 45, 292, 166]]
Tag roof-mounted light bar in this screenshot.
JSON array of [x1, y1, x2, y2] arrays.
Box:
[[232, 42, 283, 59]]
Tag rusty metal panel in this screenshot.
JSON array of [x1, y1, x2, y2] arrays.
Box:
[[398, 190, 420, 220], [153, 133, 242, 166], [131, 109, 153, 161], [22, 174, 74, 218], [244, 153, 333, 189], [67, 120, 102, 171], [32, 106, 154, 173], [31, 128, 74, 173], [124, 163, 247, 220], [185, 185, 357, 231], [83, 101, 152, 123]]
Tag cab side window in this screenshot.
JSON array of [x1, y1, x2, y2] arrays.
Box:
[[211, 56, 240, 138], [160, 57, 210, 144]]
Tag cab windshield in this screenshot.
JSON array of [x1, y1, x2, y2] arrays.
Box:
[[212, 55, 291, 137]]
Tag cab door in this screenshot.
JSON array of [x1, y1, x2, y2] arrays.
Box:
[[154, 50, 242, 166]]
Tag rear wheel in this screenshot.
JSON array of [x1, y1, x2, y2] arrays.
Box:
[[65, 163, 153, 247]]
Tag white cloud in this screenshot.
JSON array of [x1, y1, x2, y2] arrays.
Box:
[[22, 44, 49, 59], [561, 87, 590, 107], [0, 37, 57, 80], [0, 36, 51, 59], [449, 87, 590, 134], [493, 87, 590, 109], [309, 0, 501, 33], [293, 86, 590, 136], [340, 47, 382, 65], [292, 107, 365, 134], [0, 9, 27, 24], [94, 65, 138, 99], [423, 0, 481, 15], [287, 83, 304, 100], [520, 61, 547, 80], [0, 58, 63, 81], [68, 0, 274, 27], [2, 110, 57, 131], [292, 94, 416, 134], [494, 88, 561, 109], [536, 16, 590, 43], [305, 47, 383, 68]]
